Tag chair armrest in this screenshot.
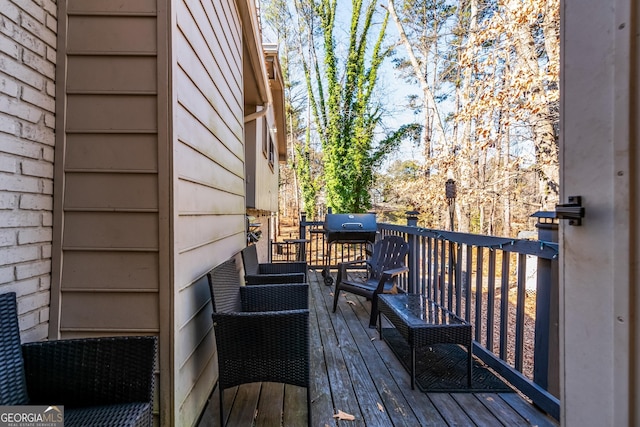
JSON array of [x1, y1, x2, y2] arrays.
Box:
[[245, 272, 306, 285], [338, 259, 367, 274], [337, 260, 367, 269], [240, 283, 308, 311], [22, 336, 157, 407], [258, 262, 308, 275], [337, 260, 368, 284], [382, 266, 409, 278]]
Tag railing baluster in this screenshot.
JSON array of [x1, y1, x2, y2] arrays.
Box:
[[486, 249, 496, 352], [420, 236, 427, 295], [433, 238, 440, 304], [475, 246, 484, 342], [408, 233, 419, 293], [455, 242, 463, 315], [499, 251, 510, 361], [465, 244, 472, 322], [440, 239, 446, 307], [515, 253, 527, 372], [427, 237, 433, 300], [447, 241, 454, 311]]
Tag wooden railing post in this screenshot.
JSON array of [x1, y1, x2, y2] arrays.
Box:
[[533, 213, 560, 398], [406, 211, 420, 293], [299, 212, 307, 262]]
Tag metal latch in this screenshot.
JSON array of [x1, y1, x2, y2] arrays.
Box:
[[555, 196, 585, 226]]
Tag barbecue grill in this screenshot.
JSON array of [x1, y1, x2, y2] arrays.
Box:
[[321, 213, 378, 285]]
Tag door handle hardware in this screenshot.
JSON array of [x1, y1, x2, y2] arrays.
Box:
[[555, 196, 585, 226]]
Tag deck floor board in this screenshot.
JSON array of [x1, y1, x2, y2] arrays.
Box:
[[198, 269, 559, 426]]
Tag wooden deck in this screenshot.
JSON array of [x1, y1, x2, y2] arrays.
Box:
[[197, 269, 560, 426]]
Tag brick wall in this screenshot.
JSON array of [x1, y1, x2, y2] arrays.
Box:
[[0, 0, 57, 342]]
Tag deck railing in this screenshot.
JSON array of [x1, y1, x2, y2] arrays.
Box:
[[270, 213, 560, 420]]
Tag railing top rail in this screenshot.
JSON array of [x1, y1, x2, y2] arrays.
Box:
[[299, 220, 558, 260], [379, 223, 558, 260], [300, 220, 323, 227]]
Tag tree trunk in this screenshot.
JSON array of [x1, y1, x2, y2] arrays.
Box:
[[386, 0, 448, 156], [507, 0, 559, 209]]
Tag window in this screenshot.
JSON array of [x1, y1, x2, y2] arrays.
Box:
[[268, 133, 275, 170], [262, 119, 268, 158]]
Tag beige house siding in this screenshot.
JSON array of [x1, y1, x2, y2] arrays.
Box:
[[52, 0, 160, 336], [2, 0, 279, 425], [173, 0, 246, 424], [50, 0, 165, 423], [245, 115, 279, 212], [0, 0, 57, 343]]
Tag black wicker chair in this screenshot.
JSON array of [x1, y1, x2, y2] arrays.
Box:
[[0, 292, 157, 427], [206, 258, 310, 426], [241, 244, 308, 284], [333, 235, 410, 328]]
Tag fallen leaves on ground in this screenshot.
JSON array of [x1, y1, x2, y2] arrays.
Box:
[[333, 410, 356, 421], [377, 402, 384, 412]]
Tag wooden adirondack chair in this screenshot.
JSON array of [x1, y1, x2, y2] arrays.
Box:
[[332, 235, 410, 327]]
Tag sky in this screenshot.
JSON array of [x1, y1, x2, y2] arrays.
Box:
[[260, 0, 426, 170]]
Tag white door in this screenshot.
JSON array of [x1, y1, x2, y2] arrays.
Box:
[[560, 0, 638, 425]]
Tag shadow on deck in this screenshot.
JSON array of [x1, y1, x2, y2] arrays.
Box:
[[198, 269, 559, 426]]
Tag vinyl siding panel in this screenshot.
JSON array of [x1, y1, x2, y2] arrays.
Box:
[[246, 115, 279, 211], [61, 252, 158, 290], [66, 95, 157, 132], [66, 56, 157, 94], [175, 143, 244, 196], [176, 181, 245, 216], [173, 0, 245, 424], [51, 0, 253, 424], [181, 0, 242, 98], [175, 215, 241, 254], [62, 212, 158, 250], [175, 12, 242, 121], [175, 103, 243, 176], [50, 4, 162, 419], [66, 0, 157, 14], [53, 5, 161, 418], [176, 69, 243, 159], [60, 292, 158, 332], [66, 16, 156, 54], [64, 173, 158, 210], [65, 134, 158, 172]]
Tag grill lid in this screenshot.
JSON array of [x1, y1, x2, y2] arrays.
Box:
[[323, 213, 377, 243]]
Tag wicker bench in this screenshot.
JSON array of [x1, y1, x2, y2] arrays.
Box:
[[378, 293, 472, 390], [0, 292, 157, 427]]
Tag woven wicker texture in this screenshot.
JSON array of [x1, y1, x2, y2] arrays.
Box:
[[333, 235, 410, 327], [64, 402, 151, 427], [23, 336, 157, 407], [0, 292, 29, 405], [241, 245, 307, 284], [1, 292, 157, 427], [207, 258, 310, 424], [240, 283, 308, 312], [378, 295, 472, 347]]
